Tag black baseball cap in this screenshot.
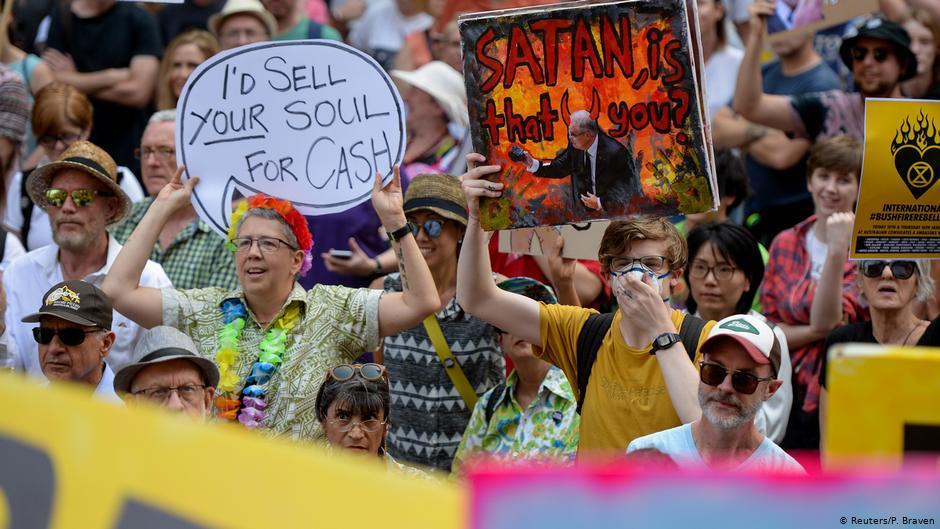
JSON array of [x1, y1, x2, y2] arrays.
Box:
[[839, 16, 918, 81], [22, 280, 113, 329]]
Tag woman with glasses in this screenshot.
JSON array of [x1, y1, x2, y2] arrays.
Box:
[[684, 222, 793, 443], [819, 259, 939, 441], [102, 166, 440, 442], [315, 362, 429, 476], [372, 172, 505, 473], [4, 82, 144, 251]]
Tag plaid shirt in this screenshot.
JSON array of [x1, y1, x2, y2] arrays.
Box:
[[760, 216, 866, 446], [111, 197, 238, 290]]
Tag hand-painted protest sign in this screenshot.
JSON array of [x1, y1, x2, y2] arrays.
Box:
[[825, 343, 940, 469], [851, 99, 940, 259], [459, 0, 717, 231], [766, 0, 878, 42], [177, 41, 405, 236], [498, 221, 608, 260], [0, 374, 460, 529]]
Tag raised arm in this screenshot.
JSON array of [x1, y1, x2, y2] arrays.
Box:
[[732, 0, 799, 132], [456, 153, 542, 345], [374, 166, 440, 337], [101, 166, 196, 328], [809, 213, 853, 335]]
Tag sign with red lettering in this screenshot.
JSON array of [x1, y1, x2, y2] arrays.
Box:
[[460, 0, 717, 230]]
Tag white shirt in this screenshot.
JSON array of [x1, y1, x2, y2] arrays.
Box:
[[3, 167, 145, 251], [3, 235, 172, 379], [805, 228, 828, 281], [704, 45, 744, 120], [0, 231, 26, 272], [348, 0, 433, 53], [627, 423, 805, 474], [94, 363, 122, 403]]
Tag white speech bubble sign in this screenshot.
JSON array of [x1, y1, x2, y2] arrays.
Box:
[[177, 40, 405, 236]]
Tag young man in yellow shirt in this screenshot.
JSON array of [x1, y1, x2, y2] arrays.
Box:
[[456, 154, 714, 458]]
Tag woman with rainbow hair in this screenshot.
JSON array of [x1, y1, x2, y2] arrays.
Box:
[[102, 166, 439, 441]]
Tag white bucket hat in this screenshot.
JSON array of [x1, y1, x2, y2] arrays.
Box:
[[391, 61, 468, 129]]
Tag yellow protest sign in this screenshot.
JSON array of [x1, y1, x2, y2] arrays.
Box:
[[852, 98, 940, 259], [824, 343, 940, 470], [0, 373, 463, 529]]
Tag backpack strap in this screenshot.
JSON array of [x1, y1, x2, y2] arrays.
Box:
[[678, 314, 707, 362], [483, 384, 505, 424], [19, 168, 34, 250], [575, 312, 615, 415]]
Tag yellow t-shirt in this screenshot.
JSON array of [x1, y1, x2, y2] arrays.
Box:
[[538, 304, 714, 457]]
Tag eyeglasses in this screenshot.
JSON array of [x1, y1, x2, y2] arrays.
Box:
[[32, 326, 102, 346], [609, 255, 669, 275], [327, 415, 387, 433], [329, 363, 387, 382], [38, 132, 83, 148], [221, 29, 264, 41], [699, 361, 774, 395], [850, 46, 893, 63], [689, 260, 739, 281], [408, 219, 445, 239], [230, 236, 297, 254], [44, 188, 109, 208], [133, 146, 176, 161], [132, 384, 208, 404], [861, 260, 917, 280]]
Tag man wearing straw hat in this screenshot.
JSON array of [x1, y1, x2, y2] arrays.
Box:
[[209, 0, 277, 50], [3, 141, 170, 379]]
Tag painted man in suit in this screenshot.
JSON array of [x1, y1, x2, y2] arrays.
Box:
[[521, 110, 635, 216]]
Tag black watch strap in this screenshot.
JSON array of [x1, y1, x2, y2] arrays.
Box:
[[649, 332, 681, 355], [387, 223, 413, 242]]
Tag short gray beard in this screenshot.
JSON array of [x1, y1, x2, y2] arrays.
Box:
[[698, 385, 762, 430]]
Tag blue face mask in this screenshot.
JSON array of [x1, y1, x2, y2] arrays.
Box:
[[611, 264, 671, 302]]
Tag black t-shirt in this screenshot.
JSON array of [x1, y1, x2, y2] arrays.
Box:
[[820, 317, 940, 388], [46, 3, 162, 175], [157, 0, 225, 45]]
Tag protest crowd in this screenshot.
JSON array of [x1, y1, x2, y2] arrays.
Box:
[[2, 0, 940, 484]]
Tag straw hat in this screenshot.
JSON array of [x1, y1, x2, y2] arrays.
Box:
[[403, 173, 468, 226], [391, 61, 468, 129], [209, 0, 277, 40], [26, 141, 132, 226]]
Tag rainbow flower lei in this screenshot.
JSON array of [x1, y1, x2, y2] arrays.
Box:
[[214, 299, 301, 428], [227, 194, 315, 276]]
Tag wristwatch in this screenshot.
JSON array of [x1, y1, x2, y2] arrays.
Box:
[[649, 332, 681, 355], [386, 223, 413, 242]]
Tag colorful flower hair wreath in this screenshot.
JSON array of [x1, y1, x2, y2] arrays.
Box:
[[228, 194, 314, 276]]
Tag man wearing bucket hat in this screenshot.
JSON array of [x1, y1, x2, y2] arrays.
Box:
[[391, 61, 470, 180], [735, 3, 916, 143], [20, 280, 121, 402], [374, 172, 505, 472], [3, 141, 171, 379], [210, 0, 277, 50], [452, 277, 579, 476], [628, 314, 803, 473], [114, 326, 219, 419]]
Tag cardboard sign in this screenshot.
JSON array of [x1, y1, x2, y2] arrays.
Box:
[[0, 374, 460, 529], [177, 41, 405, 237], [498, 221, 608, 260], [851, 99, 940, 259], [471, 465, 940, 529], [766, 0, 878, 41], [824, 343, 940, 469], [459, 0, 717, 231]]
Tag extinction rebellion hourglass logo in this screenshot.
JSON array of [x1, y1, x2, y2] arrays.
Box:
[[892, 110, 940, 199]]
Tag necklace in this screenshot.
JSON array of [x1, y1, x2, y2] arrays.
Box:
[[901, 320, 926, 346]]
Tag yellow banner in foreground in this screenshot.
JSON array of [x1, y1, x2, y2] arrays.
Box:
[[852, 98, 940, 258], [824, 343, 940, 469], [0, 374, 463, 529]]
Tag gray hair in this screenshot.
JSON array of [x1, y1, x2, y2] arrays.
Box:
[[148, 109, 177, 125], [235, 207, 299, 249], [857, 259, 936, 304]]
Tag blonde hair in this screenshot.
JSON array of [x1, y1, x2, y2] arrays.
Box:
[[156, 30, 220, 110]]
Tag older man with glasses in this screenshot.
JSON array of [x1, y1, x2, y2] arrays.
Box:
[[20, 280, 121, 402], [628, 314, 803, 473]]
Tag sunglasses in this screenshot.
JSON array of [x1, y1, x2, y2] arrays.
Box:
[[408, 219, 445, 239], [861, 260, 917, 280], [32, 326, 101, 346], [850, 46, 893, 63], [45, 188, 109, 208], [699, 361, 773, 395], [329, 363, 387, 382]]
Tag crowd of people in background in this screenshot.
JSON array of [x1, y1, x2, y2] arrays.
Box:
[[0, 0, 938, 478]]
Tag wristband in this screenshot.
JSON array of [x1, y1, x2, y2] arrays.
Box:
[[387, 223, 413, 242]]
